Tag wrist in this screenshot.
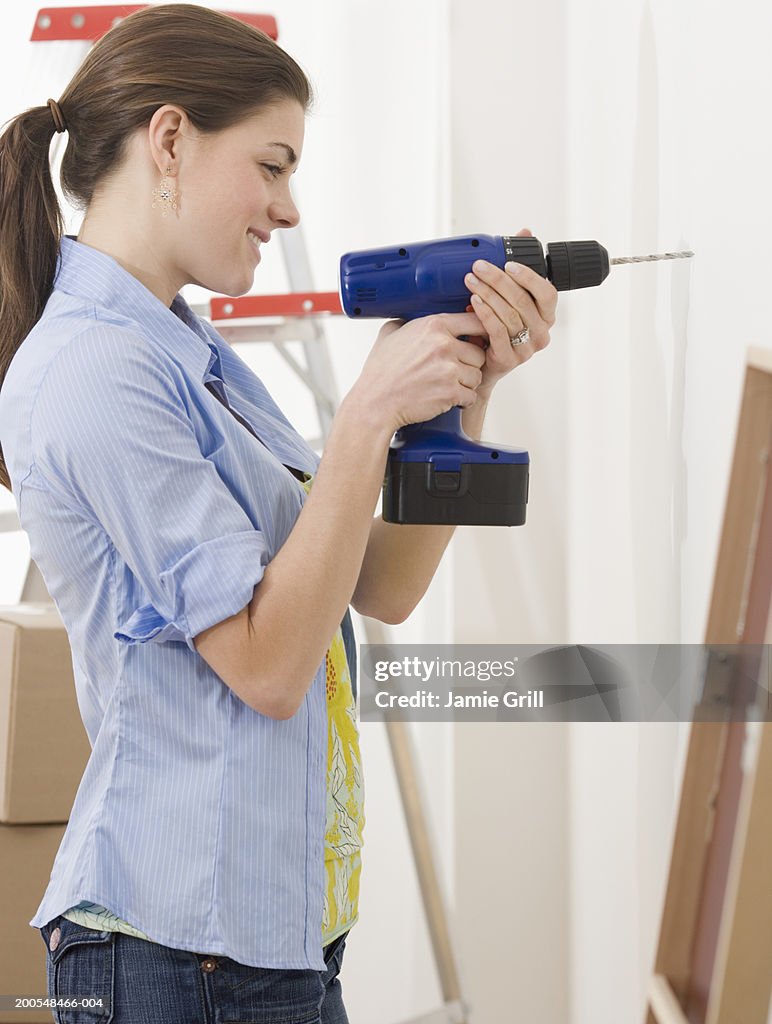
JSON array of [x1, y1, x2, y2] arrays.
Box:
[[337, 386, 397, 449], [476, 375, 501, 403], [461, 391, 490, 440]]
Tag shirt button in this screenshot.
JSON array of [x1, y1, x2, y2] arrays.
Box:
[[200, 958, 218, 973], [49, 927, 61, 952]]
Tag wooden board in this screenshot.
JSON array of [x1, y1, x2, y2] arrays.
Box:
[[647, 347, 772, 1024]]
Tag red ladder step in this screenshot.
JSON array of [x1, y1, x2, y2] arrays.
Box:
[[31, 6, 278, 42], [210, 292, 344, 320]]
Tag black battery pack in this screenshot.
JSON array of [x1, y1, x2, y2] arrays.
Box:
[[383, 459, 529, 526]]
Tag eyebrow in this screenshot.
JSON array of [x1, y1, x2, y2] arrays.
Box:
[[267, 142, 298, 165]]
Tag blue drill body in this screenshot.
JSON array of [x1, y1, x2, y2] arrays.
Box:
[[338, 233, 558, 525], [340, 233, 515, 319]]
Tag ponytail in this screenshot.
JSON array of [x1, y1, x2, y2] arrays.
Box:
[[0, 103, 65, 490]]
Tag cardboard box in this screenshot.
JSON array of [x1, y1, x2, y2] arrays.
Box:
[[0, 604, 91, 824], [0, 822, 66, 1023]]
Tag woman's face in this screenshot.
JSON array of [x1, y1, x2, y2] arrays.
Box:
[[172, 99, 305, 297]]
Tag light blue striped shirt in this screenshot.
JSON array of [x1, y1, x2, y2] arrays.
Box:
[[0, 235, 354, 970]]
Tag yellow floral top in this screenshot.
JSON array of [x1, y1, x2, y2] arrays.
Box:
[[322, 623, 364, 943], [62, 474, 365, 948]]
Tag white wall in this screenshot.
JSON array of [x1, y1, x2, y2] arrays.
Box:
[[447, 3, 572, 1022], [564, 2, 771, 1023], [450, 0, 771, 1022]]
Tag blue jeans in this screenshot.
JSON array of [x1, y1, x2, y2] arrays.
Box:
[[39, 915, 349, 1023]]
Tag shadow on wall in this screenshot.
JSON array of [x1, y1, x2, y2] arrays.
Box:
[[629, 0, 689, 644], [630, 2, 693, 1017]]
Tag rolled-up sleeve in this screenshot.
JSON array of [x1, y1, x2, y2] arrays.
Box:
[[31, 325, 269, 653]]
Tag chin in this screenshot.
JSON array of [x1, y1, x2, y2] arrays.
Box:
[[192, 272, 254, 298], [222, 279, 254, 298]]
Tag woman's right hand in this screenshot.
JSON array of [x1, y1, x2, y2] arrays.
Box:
[[352, 312, 489, 432]]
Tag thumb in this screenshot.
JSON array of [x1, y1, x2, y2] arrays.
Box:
[[465, 304, 489, 349]]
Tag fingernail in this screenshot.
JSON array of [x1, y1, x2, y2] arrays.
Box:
[[505, 262, 522, 275], [473, 260, 489, 274], [465, 273, 478, 286]]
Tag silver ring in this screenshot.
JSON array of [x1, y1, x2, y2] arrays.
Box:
[[510, 327, 530, 347]]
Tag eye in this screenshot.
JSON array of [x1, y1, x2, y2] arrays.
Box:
[[261, 163, 284, 178]]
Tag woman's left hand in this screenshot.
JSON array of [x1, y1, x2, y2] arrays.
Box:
[[463, 227, 558, 400]]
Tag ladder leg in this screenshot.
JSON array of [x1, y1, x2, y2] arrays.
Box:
[[362, 618, 470, 1024]]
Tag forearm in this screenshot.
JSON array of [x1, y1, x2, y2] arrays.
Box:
[[352, 393, 490, 621], [246, 391, 393, 714]]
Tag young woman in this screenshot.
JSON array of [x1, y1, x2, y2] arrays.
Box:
[[0, 4, 556, 1021]]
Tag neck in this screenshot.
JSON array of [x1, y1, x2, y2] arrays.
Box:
[[77, 211, 182, 308]]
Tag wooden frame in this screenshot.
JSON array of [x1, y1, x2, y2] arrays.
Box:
[[646, 347, 772, 1024]]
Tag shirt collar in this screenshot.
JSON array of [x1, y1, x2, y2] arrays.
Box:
[[54, 235, 221, 380]]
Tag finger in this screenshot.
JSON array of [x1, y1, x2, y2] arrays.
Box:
[[455, 381, 480, 408], [465, 334, 489, 350], [466, 267, 543, 343], [451, 336, 487, 368], [432, 311, 488, 338], [424, 312, 488, 364], [468, 258, 552, 337], [512, 228, 557, 319], [470, 293, 531, 364], [470, 259, 553, 328], [464, 305, 490, 349], [457, 362, 483, 391], [503, 262, 558, 325]]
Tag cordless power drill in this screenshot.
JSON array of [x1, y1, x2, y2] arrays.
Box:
[[338, 233, 692, 527]]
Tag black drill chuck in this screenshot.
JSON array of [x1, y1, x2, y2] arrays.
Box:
[[546, 240, 610, 291], [501, 236, 610, 291]]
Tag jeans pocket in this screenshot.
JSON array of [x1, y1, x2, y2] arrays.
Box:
[[47, 917, 115, 1024], [323, 932, 348, 981], [214, 961, 324, 1022]]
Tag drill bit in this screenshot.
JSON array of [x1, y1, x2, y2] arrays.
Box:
[[610, 250, 694, 265]]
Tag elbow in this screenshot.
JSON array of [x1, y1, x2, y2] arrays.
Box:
[[378, 603, 414, 625], [249, 693, 302, 721], [267, 700, 301, 721], [247, 681, 303, 721], [194, 605, 309, 720], [351, 594, 416, 626], [244, 666, 313, 721]]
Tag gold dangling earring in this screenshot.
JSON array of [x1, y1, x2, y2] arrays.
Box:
[[151, 166, 178, 217]]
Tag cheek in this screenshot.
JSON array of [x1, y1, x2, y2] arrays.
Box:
[[184, 200, 243, 252], [180, 166, 261, 249], [182, 165, 238, 221], [207, 184, 261, 237]]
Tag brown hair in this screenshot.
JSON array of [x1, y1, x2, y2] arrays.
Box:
[[0, 3, 312, 491]]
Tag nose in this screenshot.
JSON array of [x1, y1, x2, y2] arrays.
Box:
[[269, 187, 300, 230]]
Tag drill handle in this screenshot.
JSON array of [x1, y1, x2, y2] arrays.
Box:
[[393, 408, 464, 448]]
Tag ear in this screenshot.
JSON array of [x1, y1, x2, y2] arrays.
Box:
[[147, 105, 187, 175]]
